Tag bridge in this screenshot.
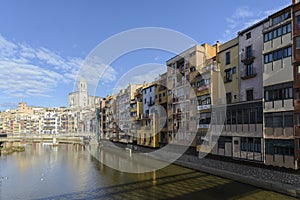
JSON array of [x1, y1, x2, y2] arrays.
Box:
[[0, 133, 93, 146]]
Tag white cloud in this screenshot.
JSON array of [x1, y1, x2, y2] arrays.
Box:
[[233, 7, 254, 19], [112, 63, 166, 94], [0, 34, 85, 98], [77, 55, 117, 93], [222, 4, 290, 42]]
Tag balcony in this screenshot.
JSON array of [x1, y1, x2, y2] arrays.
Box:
[[224, 75, 232, 83], [199, 65, 211, 74], [147, 101, 155, 106], [198, 84, 210, 92], [197, 104, 211, 111], [172, 97, 179, 103], [142, 113, 149, 119], [241, 68, 257, 80], [241, 50, 255, 64], [197, 124, 210, 129]]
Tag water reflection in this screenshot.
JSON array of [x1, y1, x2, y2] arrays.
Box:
[[0, 144, 296, 200]]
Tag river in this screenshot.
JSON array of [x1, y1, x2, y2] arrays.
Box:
[[0, 143, 297, 200]]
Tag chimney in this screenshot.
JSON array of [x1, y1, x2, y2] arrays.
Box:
[[293, 0, 298, 5]]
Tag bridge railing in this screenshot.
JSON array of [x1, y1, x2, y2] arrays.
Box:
[[6, 133, 95, 138]]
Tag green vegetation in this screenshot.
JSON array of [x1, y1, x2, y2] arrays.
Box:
[[0, 146, 25, 155]]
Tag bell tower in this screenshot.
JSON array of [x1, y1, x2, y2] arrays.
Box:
[[78, 80, 88, 107]]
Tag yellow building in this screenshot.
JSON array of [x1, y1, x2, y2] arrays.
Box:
[[154, 73, 168, 146], [130, 87, 143, 144], [218, 37, 239, 104], [136, 83, 160, 148]]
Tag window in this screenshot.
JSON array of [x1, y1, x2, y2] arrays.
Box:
[[241, 138, 247, 151], [283, 47, 291, 58], [231, 110, 236, 124], [248, 138, 254, 152], [237, 110, 243, 124], [144, 98, 146, 104], [264, 24, 291, 43], [268, 31, 273, 41], [257, 106, 263, 123], [297, 65, 300, 74], [246, 46, 252, 58], [273, 16, 280, 25], [297, 89, 300, 100], [243, 109, 249, 124], [277, 27, 282, 36], [226, 92, 232, 104], [265, 90, 270, 101], [226, 52, 230, 65], [297, 15, 300, 30], [232, 67, 236, 74], [264, 53, 273, 64], [286, 87, 293, 99], [288, 46, 292, 57], [246, 64, 254, 76], [273, 29, 278, 38], [297, 37, 300, 49], [265, 115, 273, 127], [282, 24, 287, 34], [149, 136, 153, 144], [273, 49, 283, 61], [250, 108, 256, 124], [273, 115, 283, 128], [218, 137, 225, 149], [284, 114, 293, 127], [190, 66, 196, 72], [254, 138, 261, 153], [246, 32, 251, 39], [246, 89, 253, 101], [264, 33, 269, 42], [224, 69, 232, 82], [288, 23, 292, 33], [273, 12, 291, 25], [298, 114, 300, 126], [226, 111, 231, 125]]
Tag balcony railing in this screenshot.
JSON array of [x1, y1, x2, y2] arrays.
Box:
[[147, 101, 155, 106], [241, 68, 257, 80], [224, 75, 232, 83], [172, 97, 179, 103], [241, 50, 255, 64], [199, 65, 211, 74], [197, 104, 211, 111], [142, 113, 149, 119], [198, 84, 210, 92], [197, 124, 210, 129]]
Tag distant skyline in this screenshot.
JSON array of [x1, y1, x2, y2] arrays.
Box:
[[0, 0, 291, 110]]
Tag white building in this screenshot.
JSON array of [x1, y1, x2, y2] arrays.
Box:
[[42, 109, 59, 134]]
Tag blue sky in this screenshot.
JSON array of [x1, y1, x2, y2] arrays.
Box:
[[0, 0, 291, 110]]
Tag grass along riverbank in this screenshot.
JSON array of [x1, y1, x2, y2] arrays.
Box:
[[0, 146, 25, 155]]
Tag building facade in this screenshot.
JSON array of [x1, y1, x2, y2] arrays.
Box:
[[263, 5, 295, 168]]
